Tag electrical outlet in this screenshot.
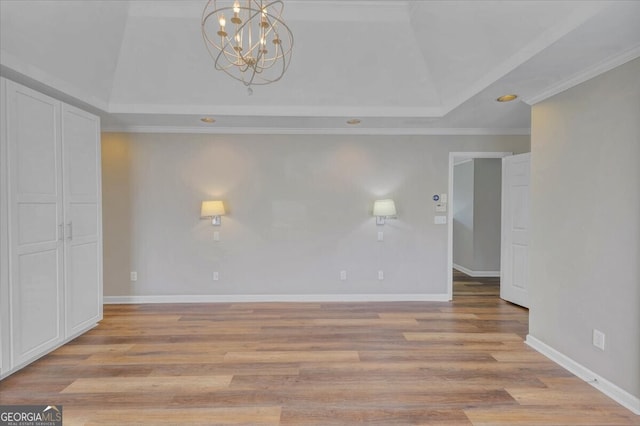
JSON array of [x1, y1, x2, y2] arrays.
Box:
[[593, 329, 605, 351], [130, 271, 137, 282], [340, 270, 347, 281], [378, 270, 384, 280], [213, 231, 220, 241], [213, 271, 219, 281], [377, 231, 384, 242]]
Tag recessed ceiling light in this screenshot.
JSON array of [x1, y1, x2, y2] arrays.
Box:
[[496, 94, 518, 102], [200, 117, 216, 123], [346, 118, 361, 125]]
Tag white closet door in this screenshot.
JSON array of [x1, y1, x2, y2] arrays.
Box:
[[62, 104, 102, 337], [6, 81, 64, 366]]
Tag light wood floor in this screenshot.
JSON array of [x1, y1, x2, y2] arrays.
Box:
[[1, 273, 637, 425]]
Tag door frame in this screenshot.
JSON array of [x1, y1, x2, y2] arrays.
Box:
[[446, 152, 512, 300]]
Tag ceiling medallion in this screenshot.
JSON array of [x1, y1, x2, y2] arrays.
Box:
[[202, 0, 294, 90]]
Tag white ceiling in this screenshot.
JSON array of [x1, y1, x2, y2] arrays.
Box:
[[1, 0, 639, 134]]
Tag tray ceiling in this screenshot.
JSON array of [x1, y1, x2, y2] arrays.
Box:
[[1, 0, 639, 133]]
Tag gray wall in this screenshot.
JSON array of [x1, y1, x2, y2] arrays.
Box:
[[473, 158, 502, 272], [453, 160, 475, 270], [529, 57, 640, 398], [102, 133, 529, 298], [453, 158, 502, 273]]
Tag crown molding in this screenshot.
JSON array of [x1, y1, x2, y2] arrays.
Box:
[[438, 2, 609, 116], [105, 102, 445, 118], [523, 45, 640, 105], [0, 53, 109, 111], [101, 125, 531, 136]]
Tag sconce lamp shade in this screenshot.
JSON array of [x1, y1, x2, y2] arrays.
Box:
[[201, 200, 226, 225], [373, 199, 396, 225], [201, 200, 226, 217], [373, 199, 397, 217]]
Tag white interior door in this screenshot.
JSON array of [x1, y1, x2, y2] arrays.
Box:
[[6, 81, 64, 366], [62, 104, 102, 337], [500, 153, 531, 308]]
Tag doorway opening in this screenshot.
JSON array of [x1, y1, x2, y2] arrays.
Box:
[[453, 269, 501, 296], [447, 152, 512, 299]]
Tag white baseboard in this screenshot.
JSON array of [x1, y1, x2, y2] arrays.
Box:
[[453, 264, 500, 278], [104, 293, 451, 304], [526, 335, 640, 415]]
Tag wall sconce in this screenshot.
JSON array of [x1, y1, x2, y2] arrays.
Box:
[[201, 200, 226, 226], [373, 199, 397, 225]]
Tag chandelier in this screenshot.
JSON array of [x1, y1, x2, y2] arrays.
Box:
[[202, 0, 294, 89]]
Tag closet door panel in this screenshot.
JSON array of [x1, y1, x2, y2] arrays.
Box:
[[15, 249, 61, 356], [67, 242, 100, 332], [6, 81, 64, 366], [62, 105, 102, 336], [63, 106, 98, 201], [68, 203, 98, 239], [17, 203, 58, 245], [15, 94, 58, 196]]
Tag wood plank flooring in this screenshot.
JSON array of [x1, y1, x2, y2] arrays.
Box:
[[1, 272, 637, 425]]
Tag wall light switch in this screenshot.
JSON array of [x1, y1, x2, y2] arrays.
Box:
[[440, 193, 448, 203], [378, 270, 384, 280], [213, 231, 220, 241], [340, 270, 347, 281], [213, 271, 219, 281], [434, 215, 447, 225], [130, 271, 137, 282], [377, 231, 384, 241]]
